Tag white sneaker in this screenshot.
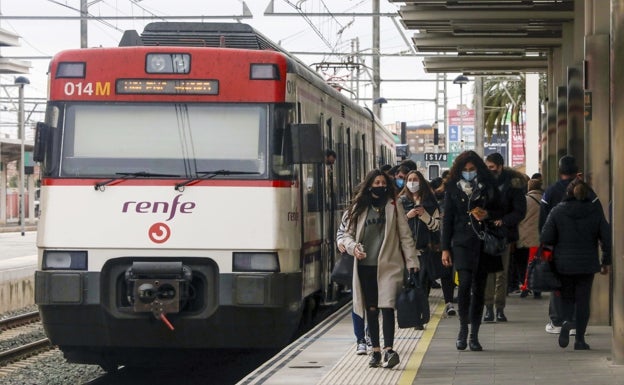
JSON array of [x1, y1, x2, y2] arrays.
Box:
[[356, 341, 367, 355], [545, 321, 562, 334], [445, 303, 456, 316], [570, 329, 576, 336]]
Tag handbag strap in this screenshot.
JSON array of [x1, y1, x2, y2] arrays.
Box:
[[466, 192, 486, 240]]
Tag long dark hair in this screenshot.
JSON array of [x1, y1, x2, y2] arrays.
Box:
[[400, 170, 435, 204], [445, 150, 494, 186], [346, 169, 395, 230]]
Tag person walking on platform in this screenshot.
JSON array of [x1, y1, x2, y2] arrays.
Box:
[[340, 169, 419, 368], [441, 151, 503, 351], [540, 179, 611, 350], [516, 178, 544, 298], [539, 155, 604, 334], [336, 210, 369, 355], [483, 153, 527, 322], [430, 176, 456, 316], [398, 170, 442, 303]]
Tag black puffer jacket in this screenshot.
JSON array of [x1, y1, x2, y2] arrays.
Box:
[[540, 199, 611, 275], [494, 168, 527, 242]]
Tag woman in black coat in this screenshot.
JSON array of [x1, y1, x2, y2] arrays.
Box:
[[540, 179, 611, 350], [441, 150, 503, 351], [398, 170, 441, 298]]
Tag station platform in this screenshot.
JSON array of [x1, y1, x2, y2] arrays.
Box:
[[240, 289, 624, 385]]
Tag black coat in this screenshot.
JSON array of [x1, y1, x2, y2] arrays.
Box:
[[399, 194, 440, 250], [494, 168, 527, 242], [442, 179, 504, 271], [538, 178, 603, 231], [540, 199, 611, 275]]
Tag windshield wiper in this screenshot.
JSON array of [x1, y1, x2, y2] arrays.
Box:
[[95, 171, 181, 191], [174, 170, 260, 191]]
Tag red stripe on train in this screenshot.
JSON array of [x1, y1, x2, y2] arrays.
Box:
[[41, 178, 293, 187]]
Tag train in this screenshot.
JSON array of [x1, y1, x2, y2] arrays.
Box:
[[33, 22, 396, 369]]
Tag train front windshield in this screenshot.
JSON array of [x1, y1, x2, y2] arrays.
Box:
[[52, 103, 268, 178]]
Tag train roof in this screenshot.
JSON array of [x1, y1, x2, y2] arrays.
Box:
[[119, 22, 279, 51], [117, 22, 386, 130]]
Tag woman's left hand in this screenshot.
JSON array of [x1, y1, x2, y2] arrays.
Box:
[[600, 265, 610, 275]]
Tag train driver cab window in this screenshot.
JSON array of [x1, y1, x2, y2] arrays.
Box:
[[59, 103, 268, 178]]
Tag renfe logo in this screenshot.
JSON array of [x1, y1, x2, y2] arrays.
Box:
[[122, 194, 196, 221], [149, 222, 171, 244]]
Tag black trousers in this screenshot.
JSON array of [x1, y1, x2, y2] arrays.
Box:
[[559, 273, 594, 340], [358, 265, 396, 349], [457, 267, 488, 328]]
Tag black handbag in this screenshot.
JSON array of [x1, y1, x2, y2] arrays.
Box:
[[468, 209, 507, 256], [480, 224, 507, 256], [330, 252, 354, 286], [527, 246, 561, 292], [396, 271, 430, 328]]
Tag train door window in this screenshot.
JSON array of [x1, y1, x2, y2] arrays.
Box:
[[346, 127, 353, 199], [361, 134, 367, 172], [336, 123, 347, 208], [271, 104, 295, 177], [305, 163, 322, 212], [352, 132, 361, 189], [326, 117, 333, 149]]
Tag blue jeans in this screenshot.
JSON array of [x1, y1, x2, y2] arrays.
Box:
[[352, 311, 365, 342]]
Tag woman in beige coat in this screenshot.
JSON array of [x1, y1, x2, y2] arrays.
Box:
[[341, 169, 419, 369]]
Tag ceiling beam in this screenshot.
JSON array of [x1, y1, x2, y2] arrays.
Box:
[[423, 56, 547, 73]]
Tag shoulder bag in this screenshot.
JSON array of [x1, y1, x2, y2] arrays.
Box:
[[527, 245, 561, 292], [396, 271, 430, 328], [330, 252, 354, 286], [468, 210, 507, 256]]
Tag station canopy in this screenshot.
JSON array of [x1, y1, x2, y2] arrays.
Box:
[[389, 0, 574, 74]]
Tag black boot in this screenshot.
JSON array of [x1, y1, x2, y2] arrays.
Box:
[[469, 324, 483, 351], [483, 304, 494, 322], [574, 338, 590, 350], [496, 308, 508, 322], [456, 324, 468, 350]]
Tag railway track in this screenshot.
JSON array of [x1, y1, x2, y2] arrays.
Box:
[[0, 311, 53, 367]]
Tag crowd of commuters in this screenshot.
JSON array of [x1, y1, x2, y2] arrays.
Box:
[[333, 149, 610, 369]]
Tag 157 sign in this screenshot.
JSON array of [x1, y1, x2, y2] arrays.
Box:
[[424, 152, 448, 162]]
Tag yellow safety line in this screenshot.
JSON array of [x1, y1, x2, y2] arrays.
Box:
[[398, 301, 445, 385]]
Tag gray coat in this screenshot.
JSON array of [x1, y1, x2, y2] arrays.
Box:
[[341, 200, 419, 319]]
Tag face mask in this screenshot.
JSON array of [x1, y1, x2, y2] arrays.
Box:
[[370, 186, 388, 198], [407, 181, 419, 193], [395, 178, 404, 189], [462, 170, 477, 181]]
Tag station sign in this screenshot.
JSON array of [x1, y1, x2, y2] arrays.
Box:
[[424, 152, 448, 162]]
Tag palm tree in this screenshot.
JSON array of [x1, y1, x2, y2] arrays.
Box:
[[482, 74, 547, 141]]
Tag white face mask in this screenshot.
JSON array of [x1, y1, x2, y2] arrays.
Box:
[[407, 181, 420, 193]]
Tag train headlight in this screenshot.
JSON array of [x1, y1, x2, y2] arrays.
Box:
[[146, 53, 191, 74], [233, 252, 279, 272], [250, 64, 279, 80], [42, 250, 87, 270]]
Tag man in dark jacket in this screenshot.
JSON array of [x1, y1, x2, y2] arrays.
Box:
[[539, 155, 603, 334], [483, 152, 527, 322]]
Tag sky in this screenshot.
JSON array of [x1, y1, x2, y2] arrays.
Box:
[[0, 0, 468, 134]]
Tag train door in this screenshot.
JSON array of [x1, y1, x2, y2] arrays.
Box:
[[321, 116, 336, 302]]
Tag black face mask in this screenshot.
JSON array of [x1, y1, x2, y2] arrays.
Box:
[[370, 186, 388, 198]]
